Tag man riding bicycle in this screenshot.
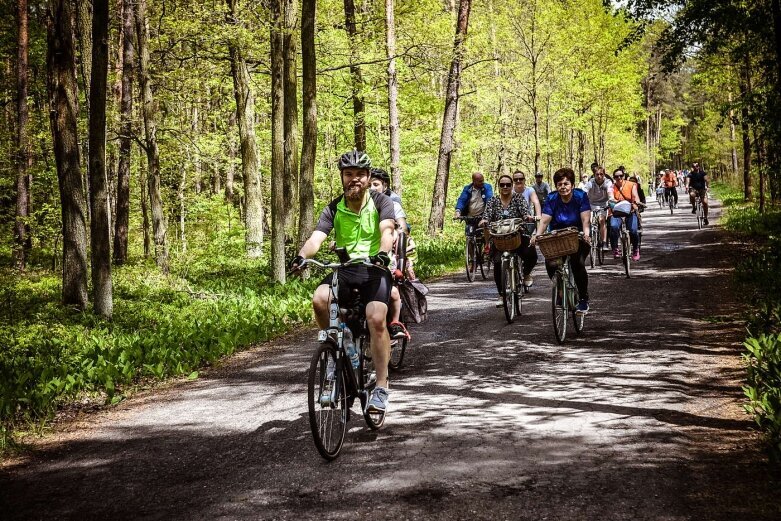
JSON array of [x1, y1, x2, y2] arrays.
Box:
[[609, 169, 641, 261], [685, 162, 709, 226], [291, 150, 396, 413], [584, 166, 612, 250]]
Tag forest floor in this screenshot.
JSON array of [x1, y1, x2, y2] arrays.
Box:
[[2, 193, 780, 520]]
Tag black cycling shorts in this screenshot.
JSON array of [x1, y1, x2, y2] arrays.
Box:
[[320, 264, 392, 306]]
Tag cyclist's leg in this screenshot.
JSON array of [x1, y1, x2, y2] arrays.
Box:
[[689, 188, 696, 207], [493, 250, 503, 294], [388, 285, 402, 324], [608, 215, 621, 250], [598, 212, 608, 245], [627, 213, 640, 249], [700, 189, 709, 217], [570, 242, 590, 300], [313, 284, 332, 329], [519, 238, 537, 277], [361, 270, 393, 390], [671, 187, 678, 206]]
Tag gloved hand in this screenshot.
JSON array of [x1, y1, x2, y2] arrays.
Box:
[[289, 255, 305, 273], [370, 251, 390, 267], [393, 269, 404, 281]]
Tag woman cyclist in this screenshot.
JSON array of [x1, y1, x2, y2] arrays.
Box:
[[530, 167, 592, 314], [479, 174, 536, 305], [609, 169, 641, 261]]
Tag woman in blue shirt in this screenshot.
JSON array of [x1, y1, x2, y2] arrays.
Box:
[[530, 167, 592, 313]]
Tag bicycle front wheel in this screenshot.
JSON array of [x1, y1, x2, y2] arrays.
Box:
[[696, 204, 703, 229], [570, 277, 584, 335], [622, 233, 631, 278], [502, 257, 516, 323], [465, 238, 476, 282], [552, 272, 567, 343], [308, 343, 347, 460]]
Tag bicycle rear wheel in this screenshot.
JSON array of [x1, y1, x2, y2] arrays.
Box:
[[502, 257, 517, 323], [308, 343, 347, 460], [388, 334, 408, 371], [465, 238, 476, 282], [552, 272, 567, 343]]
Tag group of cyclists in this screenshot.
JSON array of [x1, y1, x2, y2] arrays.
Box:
[[290, 148, 710, 426], [653, 163, 710, 225]]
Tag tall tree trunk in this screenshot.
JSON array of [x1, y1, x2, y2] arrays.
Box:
[[113, 0, 133, 265], [385, 0, 401, 195], [89, 0, 112, 317], [14, 0, 30, 271], [75, 0, 92, 213], [297, 0, 317, 248], [139, 146, 151, 257], [48, 0, 88, 309], [344, 0, 365, 150], [135, 0, 168, 271], [227, 0, 263, 257], [728, 92, 739, 180], [283, 0, 299, 233], [427, 0, 471, 236], [225, 111, 236, 203], [270, 0, 286, 282], [740, 56, 753, 201], [756, 133, 766, 213]]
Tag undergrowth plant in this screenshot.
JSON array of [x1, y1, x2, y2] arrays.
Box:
[[0, 230, 464, 451], [713, 183, 781, 460]]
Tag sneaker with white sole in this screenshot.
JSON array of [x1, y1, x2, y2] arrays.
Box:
[[576, 299, 590, 314], [367, 386, 389, 413], [523, 274, 533, 288]]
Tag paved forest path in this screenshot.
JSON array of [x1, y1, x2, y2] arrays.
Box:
[[2, 193, 779, 520]]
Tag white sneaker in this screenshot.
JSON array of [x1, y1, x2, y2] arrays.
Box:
[[523, 274, 533, 288]]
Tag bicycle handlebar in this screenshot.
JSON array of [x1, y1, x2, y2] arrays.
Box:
[[289, 256, 390, 277]]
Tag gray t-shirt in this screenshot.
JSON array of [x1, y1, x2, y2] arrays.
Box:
[[468, 188, 486, 217], [533, 181, 550, 201]]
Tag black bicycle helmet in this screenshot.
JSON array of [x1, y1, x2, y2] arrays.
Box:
[[370, 167, 390, 184], [338, 149, 371, 171]]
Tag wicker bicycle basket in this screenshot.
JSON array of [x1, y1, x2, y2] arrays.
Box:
[[489, 218, 525, 252], [535, 227, 580, 259]]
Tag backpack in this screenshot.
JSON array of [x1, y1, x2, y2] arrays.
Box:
[[399, 279, 429, 324]]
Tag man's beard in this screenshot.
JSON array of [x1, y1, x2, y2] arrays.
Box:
[[345, 183, 366, 201]]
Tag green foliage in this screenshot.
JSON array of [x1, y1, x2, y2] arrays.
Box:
[[743, 334, 781, 462], [715, 183, 781, 459]]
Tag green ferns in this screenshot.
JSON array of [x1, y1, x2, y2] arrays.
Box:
[[743, 334, 781, 461]]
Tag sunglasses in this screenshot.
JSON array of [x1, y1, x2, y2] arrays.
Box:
[[614, 175, 624, 179], [513, 178, 525, 182], [499, 182, 512, 188]]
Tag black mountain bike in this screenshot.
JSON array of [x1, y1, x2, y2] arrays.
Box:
[[297, 256, 387, 460], [455, 216, 490, 282]]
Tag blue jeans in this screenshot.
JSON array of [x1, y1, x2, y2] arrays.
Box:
[[609, 213, 639, 250]]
